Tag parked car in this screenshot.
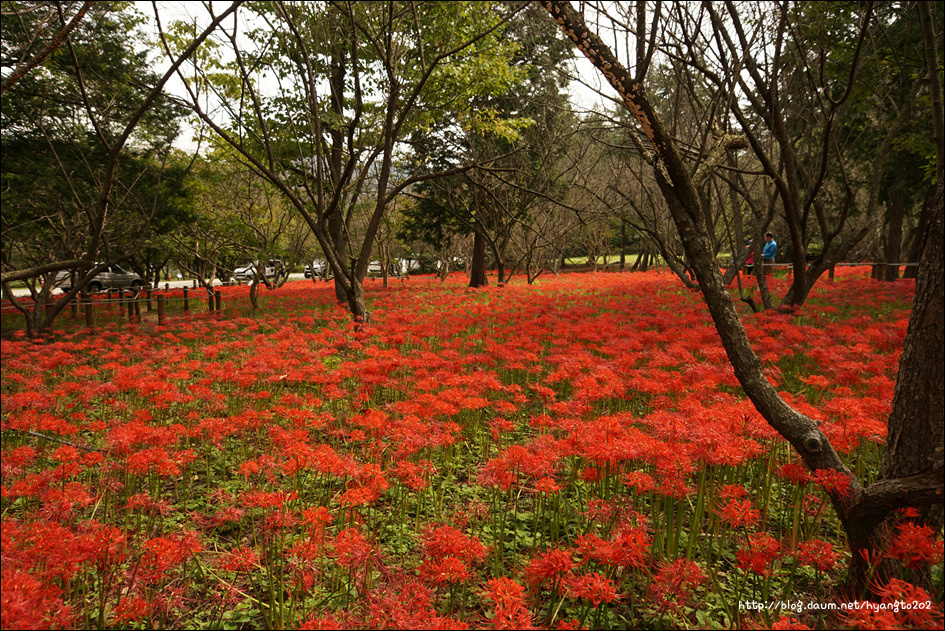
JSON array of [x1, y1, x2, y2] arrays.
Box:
[[55, 264, 144, 293], [304, 259, 330, 279], [394, 258, 421, 276], [232, 260, 283, 283]]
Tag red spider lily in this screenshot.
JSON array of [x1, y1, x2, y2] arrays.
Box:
[[532, 476, 562, 494], [649, 559, 704, 612], [240, 489, 295, 509], [779, 462, 811, 485], [765, 617, 812, 629], [524, 548, 575, 587], [338, 485, 380, 507], [138, 531, 202, 584], [736, 532, 781, 577], [365, 578, 471, 629], [575, 525, 650, 569], [484, 576, 526, 609], [330, 528, 378, 570], [421, 556, 473, 585], [483, 577, 533, 630], [719, 499, 761, 529], [112, 594, 151, 625], [490, 604, 535, 630], [392, 459, 432, 491], [621, 470, 655, 493], [421, 525, 489, 565], [1, 568, 75, 630], [563, 571, 620, 606], [490, 417, 516, 442], [124, 492, 175, 516], [886, 521, 943, 569], [238, 459, 261, 477], [796, 539, 840, 573], [719, 484, 749, 501], [299, 616, 343, 630], [799, 374, 830, 389], [218, 546, 259, 573], [870, 578, 944, 629], [1, 445, 36, 477], [812, 468, 853, 499]]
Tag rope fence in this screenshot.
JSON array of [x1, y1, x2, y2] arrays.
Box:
[[0, 285, 225, 327], [0, 261, 922, 324]]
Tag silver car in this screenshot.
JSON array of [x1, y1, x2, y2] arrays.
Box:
[[232, 259, 284, 283], [55, 264, 144, 292]]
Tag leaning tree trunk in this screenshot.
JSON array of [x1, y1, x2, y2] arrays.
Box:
[[542, 0, 944, 593]]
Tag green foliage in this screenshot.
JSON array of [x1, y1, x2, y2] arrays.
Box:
[[1, 1, 189, 271]]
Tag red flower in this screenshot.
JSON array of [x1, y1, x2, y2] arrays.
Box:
[[768, 617, 812, 629], [564, 571, 620, 606], [796, 539, 839, 573], [719, 484, 749, 501], [525, 548, 574, 587], [330, 528, 377, 570], [421, 525, 488, 565], [484, 576, 526, 609], [218, 546, 259, 573], [719, 499, 761, 529], [484, 577, 532, 630], [812, 468, 852, 498], [112, 594, 151, 625], [779, 463, 811, 485], [649, 559, 704, 612], [422, 557, 471, 585], [886, 522, 943, 569], [736, 532, 780, 577]]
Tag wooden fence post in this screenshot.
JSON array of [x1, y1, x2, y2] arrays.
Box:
[[207, 289, 214, 312], [214, 289, 222, 312], [83, 293, 94, 329], [146, 289, 153, 312], [157, 295, 165, 325], [183, 287, 190, 312]]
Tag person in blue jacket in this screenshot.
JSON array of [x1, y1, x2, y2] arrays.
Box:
[[762, 232, 777, 275]]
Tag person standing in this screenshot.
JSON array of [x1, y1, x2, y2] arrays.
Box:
[[762, 232, 777, 275]]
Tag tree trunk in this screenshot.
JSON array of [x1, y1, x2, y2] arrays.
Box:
[[345, 277, 369, 324], [469, 230, 488, 287], [880, 180, 944, 528], [884, 196, 905, 281], [620, 221, 626, 270], [329, 47, 349, 306]]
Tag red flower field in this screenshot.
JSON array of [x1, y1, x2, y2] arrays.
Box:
[[2, 269, 942, 629]]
